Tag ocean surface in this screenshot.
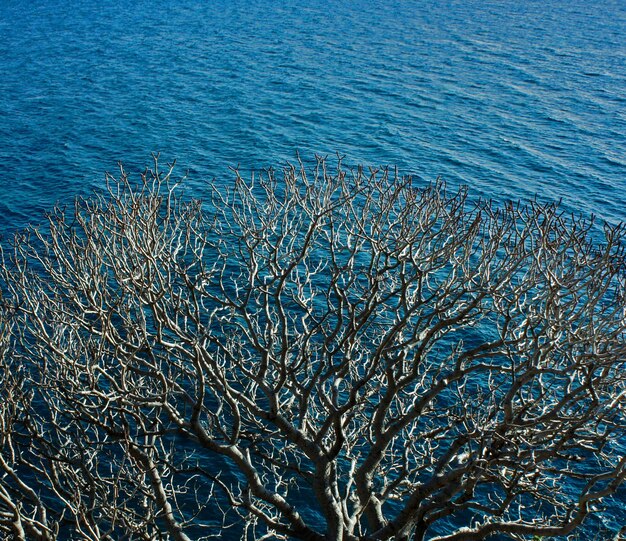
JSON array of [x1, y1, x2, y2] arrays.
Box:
[[0, 0, 625, 234], [0, 0, 625, 536]]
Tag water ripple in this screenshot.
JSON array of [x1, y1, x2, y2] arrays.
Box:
[[0, 0, 624, 230]]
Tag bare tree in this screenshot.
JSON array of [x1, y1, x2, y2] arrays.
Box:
[[0, 156, 625, 540]]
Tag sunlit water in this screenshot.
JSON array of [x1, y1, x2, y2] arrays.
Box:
[[0, 0, 624, 536], [1, 0, 625, 233]]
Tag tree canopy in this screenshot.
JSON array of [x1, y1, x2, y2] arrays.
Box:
[[1, 157, 625, 540]]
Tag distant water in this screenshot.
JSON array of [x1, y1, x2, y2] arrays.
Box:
[[0, 0, 625, 535], [0, 0, 624, 235]]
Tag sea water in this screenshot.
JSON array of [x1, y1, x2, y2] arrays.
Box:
[[0, 0, 624, 233]]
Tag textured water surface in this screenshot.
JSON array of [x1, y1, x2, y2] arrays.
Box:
[[0, 0, 625, 535], [0, 0, 625, 233]]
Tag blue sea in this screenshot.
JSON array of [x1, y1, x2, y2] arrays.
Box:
[[0, 0, 625, 234], [0, 0, 625, 536]]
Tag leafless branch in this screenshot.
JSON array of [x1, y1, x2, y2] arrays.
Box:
[[1, 155, 624, 540]]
